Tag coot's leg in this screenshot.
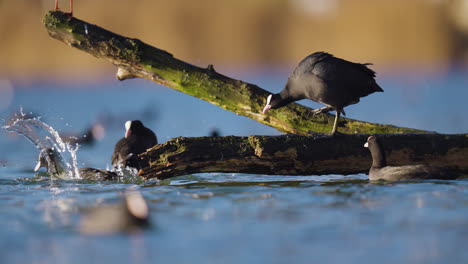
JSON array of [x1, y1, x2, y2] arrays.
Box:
[[54, 0, 73, 16], [312, 106, 333, 116], [331, 110, 341, 135]]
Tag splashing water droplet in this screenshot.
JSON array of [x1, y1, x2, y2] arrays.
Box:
[[3, 119, 81, 180]]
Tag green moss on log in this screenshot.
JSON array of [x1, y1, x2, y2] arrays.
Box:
[[43, 11, 427, 135]]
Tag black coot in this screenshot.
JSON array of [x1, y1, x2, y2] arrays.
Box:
[[112, 120, 157, 170], [35, 148, 117, 181], [364, 136, 461, 181], [77, 168, 118, 181], [262, 52, 383, 134]]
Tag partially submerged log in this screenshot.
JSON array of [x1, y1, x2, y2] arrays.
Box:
[[43, 11, 425, 135], [44, 11, 466, 180], [138, 133, 468, 180]]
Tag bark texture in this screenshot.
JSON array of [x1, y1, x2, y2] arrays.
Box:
[[138, 133, 468, 180]]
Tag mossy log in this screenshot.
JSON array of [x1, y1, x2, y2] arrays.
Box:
[[138, 133, 468, 180], [43, 11, 425, 135]]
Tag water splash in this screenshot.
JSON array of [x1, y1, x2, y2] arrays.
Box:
[[3, 119, 80, 180]]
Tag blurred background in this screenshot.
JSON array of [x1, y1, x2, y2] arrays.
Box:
[[1, 0, 468, 79], [0, 0, 468, 168]]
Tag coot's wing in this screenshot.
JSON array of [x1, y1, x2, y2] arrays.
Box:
[[112, 138, 127, 167], [292, 52, 332, 78], [111, 151, 119, 166], [298, 52, 383, 96], [296, 52, 371, 80], [143, 127, 158, 146], [80, 168, 118, 181], [379, 165, 459, 181]]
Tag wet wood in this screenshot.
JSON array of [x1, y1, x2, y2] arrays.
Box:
[[43, 11, 426, 135], [43, 12, 466, 181], [138, 133, 468, 180]]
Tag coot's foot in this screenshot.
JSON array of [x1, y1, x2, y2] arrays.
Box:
[[312, 106, 333, 116], [330, 131, 344, 137], [54, 0, 73, 16]]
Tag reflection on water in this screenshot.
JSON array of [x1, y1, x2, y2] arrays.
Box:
[[1, 175, 468, 263]]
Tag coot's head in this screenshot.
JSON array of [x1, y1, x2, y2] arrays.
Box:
[[34, 150, 48, 172], [262, 94, 283, 114], [124, 120, 145, 138], [124, 189, 150, 224], [364, 136, 386, 167], [363, 135, 377, 148], [34, 148, 66, 176], [34, 148, 60, 172]]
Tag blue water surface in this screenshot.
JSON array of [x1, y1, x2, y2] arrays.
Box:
[[0, 70, 467, 264]]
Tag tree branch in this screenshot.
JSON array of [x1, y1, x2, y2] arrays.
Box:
[[43, 11, 425, 135], [138, 134, 468, 180]]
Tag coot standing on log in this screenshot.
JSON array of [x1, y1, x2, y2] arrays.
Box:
[[262, 52, 383, 134], [364, 136, 462, 181], [112, 120, 157, 170]]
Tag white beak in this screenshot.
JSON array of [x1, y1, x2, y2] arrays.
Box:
[[262, 94, 272, 114], [126, 190, 149, 219], [364, 142, 369, 148], [124, 120, 132, 138], [34, 161, 42, 172]]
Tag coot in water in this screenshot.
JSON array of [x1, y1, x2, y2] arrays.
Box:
[[262, 52, 383, 134], [35, 148, 117, 181], [61, 123, 106, 146], [79, 190, 150, 235], [112, 120, 157, 170], [364, 136, 461, 181]]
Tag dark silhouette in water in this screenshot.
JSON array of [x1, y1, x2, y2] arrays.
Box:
[[79, 190, 150, 235], [262, 52, 383, 134], [112, 120, 157, 170], [364, 136, 462, 181], [61, 123, 106, 146], [35, 148, 117, 181]]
